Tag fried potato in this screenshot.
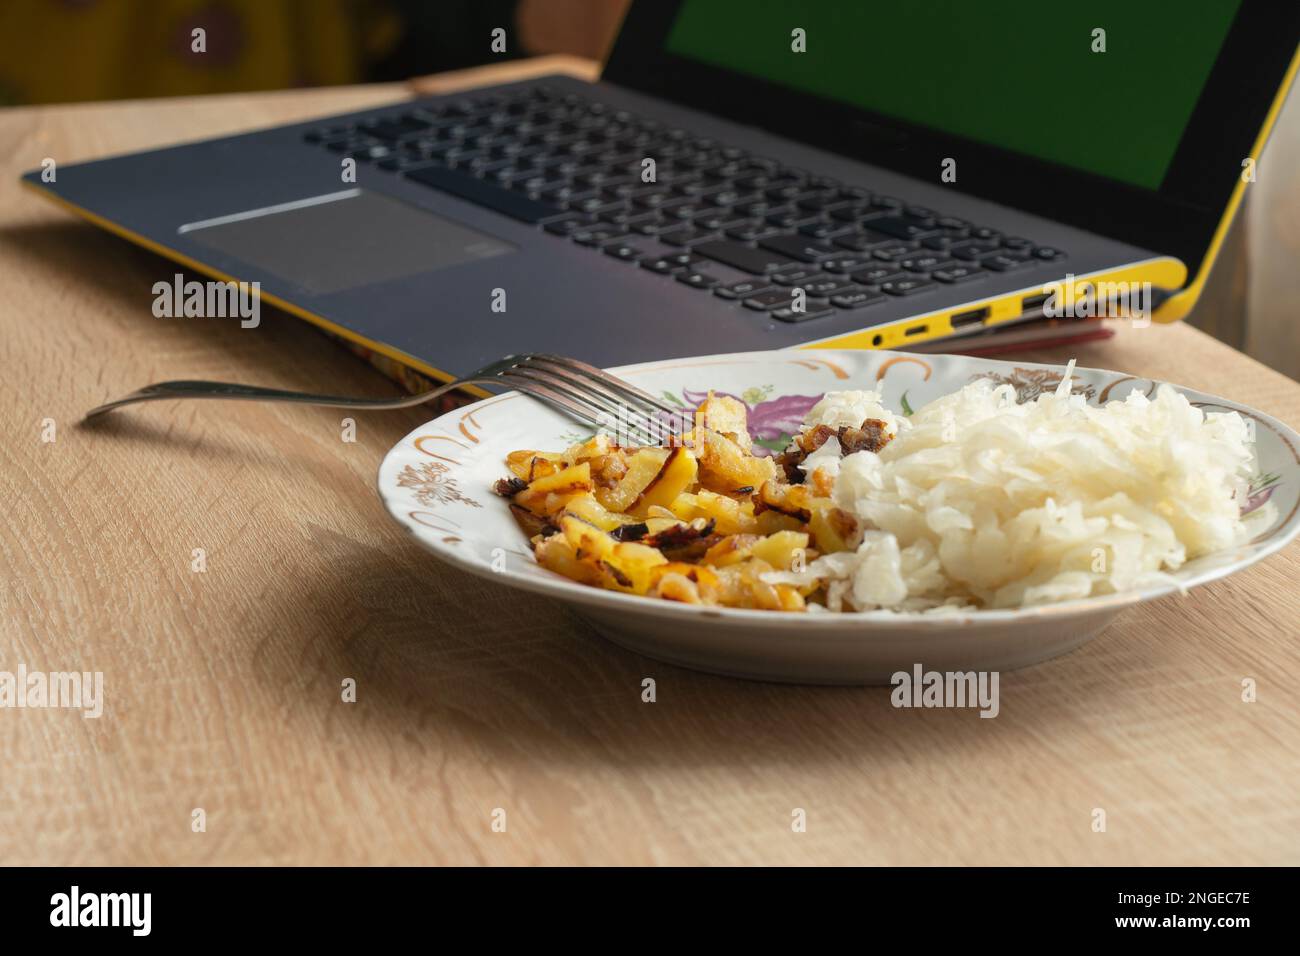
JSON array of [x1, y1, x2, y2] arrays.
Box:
[[693, 393, 754, 452], [515, 461, 593, 516], [496, 400, 862, 612], [694, 427, 777, 493], [629, 446, 698, 517]]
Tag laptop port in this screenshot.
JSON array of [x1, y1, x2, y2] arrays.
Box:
[[1022, 292, 1052, 312], [904, 324, 929, 337], [950, 307, 989, 329]]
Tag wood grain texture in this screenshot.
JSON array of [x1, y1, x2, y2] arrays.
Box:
[[1, 62, 1298, 867]]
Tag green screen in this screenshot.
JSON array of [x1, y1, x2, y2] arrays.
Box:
[[665, 0, 1241, 190]]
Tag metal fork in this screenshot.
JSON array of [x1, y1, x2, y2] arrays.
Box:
[[82, 354, 682, 446]]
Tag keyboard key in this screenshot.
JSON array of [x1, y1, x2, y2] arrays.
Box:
[[570, 197, 625, 216], [660, 227, 719, 247], [341, 143, 392, 161], [830, 204, 869, 223], [759, 235, 839, 262], [714, 278, 775, 300], [405, 164, 566, 223], [731, 199, 772, 217], [603, 242, 644, 261], [900, 255, 945, 273], [507, 171, 559, 192], [442, 148, 488, 169], [868, 215, 940, 241], [821, 255, 871, 274], [847, 266, 896, 286], [661, 250, 699, 267], [833, 233, 885, 252], [600, 209, 657, 228], [706, 189, 748, 206], [571, 226, 627, 246], [573, 170, 628, 189], [676, 271, 720, 290], [1033, 246, 1065, 260], [796, 195, 834, 213], [542, 214, 595, 235], [662, 202, 712, 221], [600, 178, 640, 197], [694, 214, 748, 232], [830, 290, 887, 309], [981, 254, 1033, 272], [377, 156, 437, 173], [772, 304, 835, 323], [802, 276, 858, 297], [539, 184, 597, 205], [693, 240, 796, 274], [639, 257, 682, 274], [629, 217, 675, 236], [743, 289, 802, 311], [798, 222, 854, 240], [949, 241, 1001, 260], [638, 193, 693, 212], [725, 223, 782, 242], [677, 179, 733, 200], [771, 266, 826, 286], [765, 211, 819, 230], [872, 242, 919, 261], [765, 183, 809, 201], [639, 252, 700, 273], [880, 276, 936, 296], [932, 264, 984, 283]]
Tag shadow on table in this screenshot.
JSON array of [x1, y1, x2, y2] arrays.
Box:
[[0, 219, 431, 449], [252, 522, 1137, 773]]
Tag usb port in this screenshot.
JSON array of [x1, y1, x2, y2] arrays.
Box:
[[950, 307, 989, 329], [1022, 292, 1051, 312], [904, 324, 929, 337]]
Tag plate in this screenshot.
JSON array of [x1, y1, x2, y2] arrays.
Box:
[[377, 349, 1300, 684]]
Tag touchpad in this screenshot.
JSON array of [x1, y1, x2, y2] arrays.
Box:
[[179, 189, 515, 294]]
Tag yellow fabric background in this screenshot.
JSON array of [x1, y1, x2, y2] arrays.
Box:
[[0, 0, 399, 105]]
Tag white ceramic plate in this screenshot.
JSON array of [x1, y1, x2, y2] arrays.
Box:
[[377, 349, 1300, 684]]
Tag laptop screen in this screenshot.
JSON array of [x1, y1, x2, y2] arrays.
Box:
[[664, 0, 1242, 191]]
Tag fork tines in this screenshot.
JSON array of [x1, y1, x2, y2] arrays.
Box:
[[494, 353, 686, 447]]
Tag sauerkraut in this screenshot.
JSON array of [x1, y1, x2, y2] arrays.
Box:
[[765, 363, 1268, 610]]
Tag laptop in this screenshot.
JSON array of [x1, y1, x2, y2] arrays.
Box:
[[21, 1, 1300, 390]]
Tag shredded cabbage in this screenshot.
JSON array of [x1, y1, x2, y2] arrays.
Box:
[[766, 364, 1268, 610]]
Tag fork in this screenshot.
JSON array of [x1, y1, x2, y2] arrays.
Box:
[[82, 354, 682, 446]]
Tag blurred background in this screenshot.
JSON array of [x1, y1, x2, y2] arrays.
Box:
[[0, 0, 629, 105], [1, 0, 1295, 378]]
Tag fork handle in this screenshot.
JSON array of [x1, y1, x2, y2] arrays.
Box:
[[82, 376, 492, 421]]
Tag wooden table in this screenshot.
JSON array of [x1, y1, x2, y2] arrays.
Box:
[[2, 58, 1298, 867]]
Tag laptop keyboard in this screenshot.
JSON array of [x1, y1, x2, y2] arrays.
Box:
[[303, 85, 1065, 323]]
